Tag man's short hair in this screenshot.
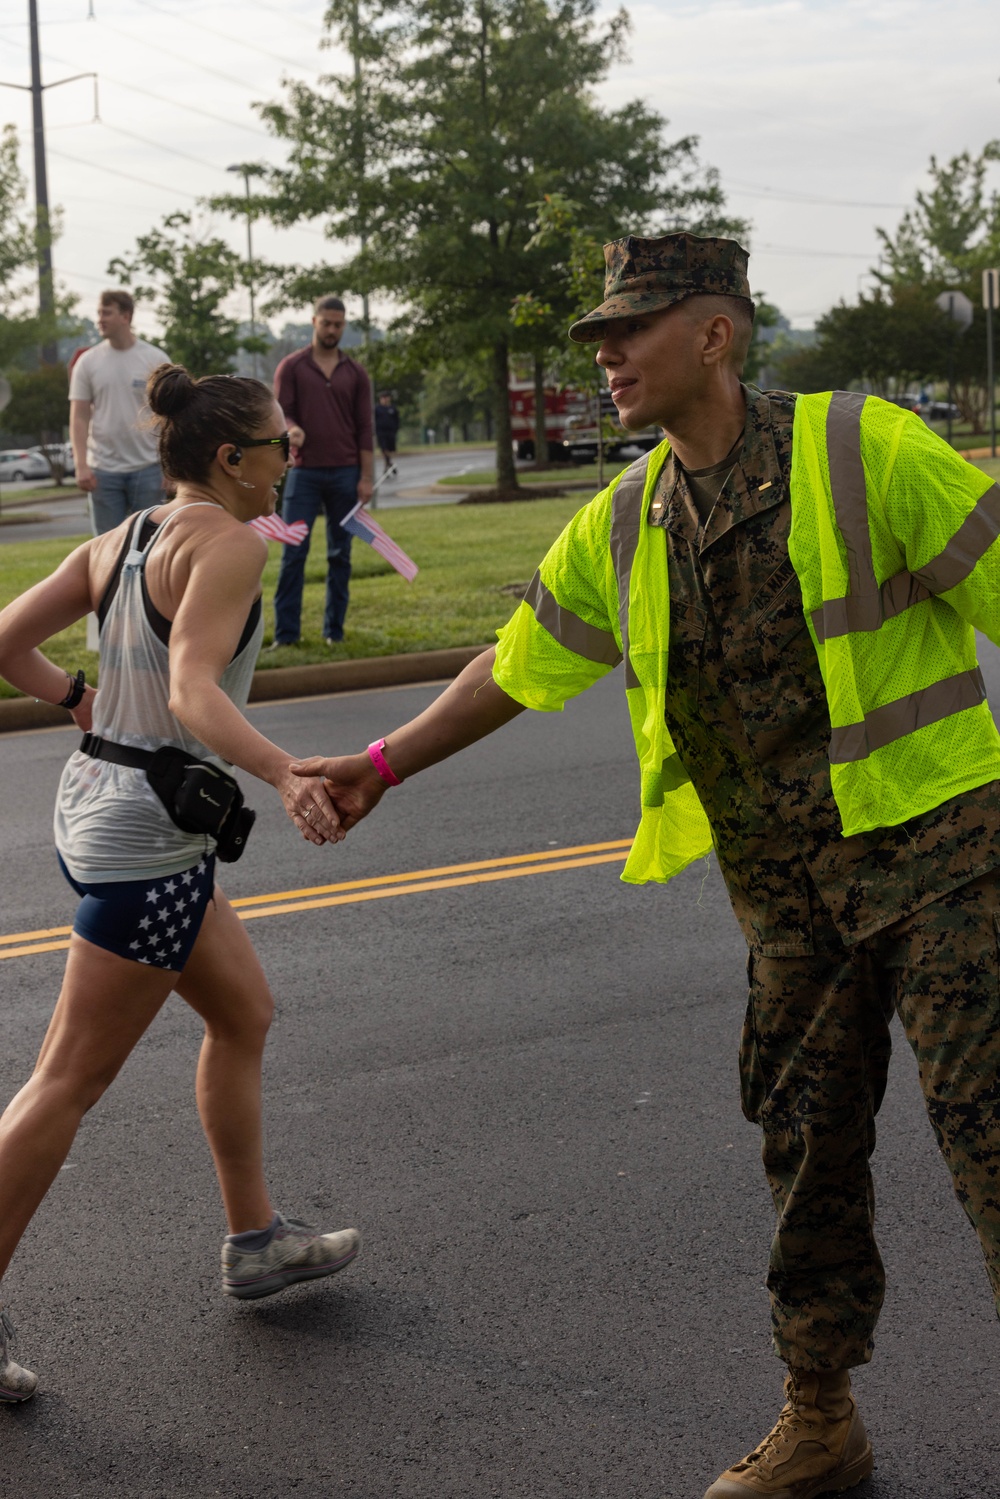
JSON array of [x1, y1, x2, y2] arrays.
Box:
[[100, 288, 134, 319], [314, 294, 346, 314], [682, 293, 755, 373]]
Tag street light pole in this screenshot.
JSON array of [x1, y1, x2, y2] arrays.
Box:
[[227, 164, 258, 378], [0, 2, 97, 364]]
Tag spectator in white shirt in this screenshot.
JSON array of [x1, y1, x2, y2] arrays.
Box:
[[69, 290, 170, 534]]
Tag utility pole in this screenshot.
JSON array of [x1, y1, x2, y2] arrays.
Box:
[[0, 2, 97, 364], [984, 269, 999, 460], [28, 0, 56, 361], [227, 164, 259, 378], [934, 290, 973, 447], [349, 0, 380, 503], [351, 0, 370, 335]]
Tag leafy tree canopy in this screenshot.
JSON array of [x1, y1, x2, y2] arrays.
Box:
[[217, 0, 744, 488], [768, 142, 1000, 428], [108, 212, 266, 378], [4, 363, 72, 480], [0, 125, 68, 370]]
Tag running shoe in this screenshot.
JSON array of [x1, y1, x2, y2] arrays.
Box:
[[0, 1309, 37, 1403], [221, 1214, 360, 1300]]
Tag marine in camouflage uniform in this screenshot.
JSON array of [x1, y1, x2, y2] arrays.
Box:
[[301, 231, 1000, 1497], [569, 232, 1000, 1495], [653, 383, 1000, 1372]]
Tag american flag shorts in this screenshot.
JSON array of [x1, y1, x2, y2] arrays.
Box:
[[58, 854, 217, 972]]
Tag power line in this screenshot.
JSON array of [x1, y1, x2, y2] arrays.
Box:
[[48, 144, 201, 198], [232, 0, 326, 36], [128, 0, 323, 73], [99, 119, 231, 172], [95, 18, 272, 92], [756, 244, 875, 260], [42, 49, 271, 137], [728, 177, 907, 211]]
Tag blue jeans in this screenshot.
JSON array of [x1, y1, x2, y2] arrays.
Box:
[[89, 463, 164, 535], [272, 465, 360, 643]]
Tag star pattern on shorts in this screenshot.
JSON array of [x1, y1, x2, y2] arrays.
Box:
[[125, 862, 208, 970]]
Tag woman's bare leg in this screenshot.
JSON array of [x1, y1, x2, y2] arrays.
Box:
[[0, 938, 176, 1283], [174, 887, 275, 1234]]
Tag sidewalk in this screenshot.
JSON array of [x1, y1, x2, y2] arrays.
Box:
[[0, 643, 492, 734]]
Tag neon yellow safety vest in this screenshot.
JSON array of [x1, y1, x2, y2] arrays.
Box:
[[492, 391, 1000, 885]]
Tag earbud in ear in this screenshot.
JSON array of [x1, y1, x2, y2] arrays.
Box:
[[227, 447, 243, 465]]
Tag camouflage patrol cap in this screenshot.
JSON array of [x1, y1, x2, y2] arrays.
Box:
[[568, 231, 752, 343]]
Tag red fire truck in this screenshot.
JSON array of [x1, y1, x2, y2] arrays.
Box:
[[508, 381, 660, 462]]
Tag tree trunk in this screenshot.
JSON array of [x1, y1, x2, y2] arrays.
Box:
[[533, 353, 547, 467], [492, 336, 518, 491]]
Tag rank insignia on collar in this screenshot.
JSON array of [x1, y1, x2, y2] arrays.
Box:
[[649, 497, 665, 523], [758, 481, 772, 493]]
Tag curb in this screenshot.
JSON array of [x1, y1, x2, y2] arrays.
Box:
[[0, 644, 493, 735]]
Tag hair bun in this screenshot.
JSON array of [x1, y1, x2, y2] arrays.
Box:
[[147, 363, 196, 419]]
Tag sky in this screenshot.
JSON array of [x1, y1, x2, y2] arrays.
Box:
[[0, 0, 998, 336]]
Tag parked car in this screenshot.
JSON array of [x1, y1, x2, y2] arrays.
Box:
[[887, 395, 923, 414], [0, 448, 51, 482], [926, 400, 961, 421], [29, 443, 74, 477]]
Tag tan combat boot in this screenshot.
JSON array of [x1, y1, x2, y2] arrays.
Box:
[[703, 1369, 873, 1498]]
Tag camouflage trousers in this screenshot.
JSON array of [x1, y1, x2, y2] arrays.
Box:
[[739, 869, 1000, 1371]]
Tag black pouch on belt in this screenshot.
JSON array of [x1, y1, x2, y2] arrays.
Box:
[[79, 735, 256, 862]]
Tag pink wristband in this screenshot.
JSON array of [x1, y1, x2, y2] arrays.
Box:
[[367, 738, 402, 786]]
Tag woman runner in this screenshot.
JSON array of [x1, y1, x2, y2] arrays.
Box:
[[0, 365, 360, 1402]]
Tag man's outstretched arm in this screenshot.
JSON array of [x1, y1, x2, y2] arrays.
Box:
[[291, 646, 525, 830]]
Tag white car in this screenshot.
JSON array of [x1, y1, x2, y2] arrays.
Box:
[[29, 444, 74, 477], [0, 448, 51, 482]]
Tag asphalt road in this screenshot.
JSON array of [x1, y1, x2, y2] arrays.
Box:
[[0, 449, 497, 546], [2, 669, 1000, 1497]]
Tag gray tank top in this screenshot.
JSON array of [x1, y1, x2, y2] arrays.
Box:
[[55, 505, 264, 882]]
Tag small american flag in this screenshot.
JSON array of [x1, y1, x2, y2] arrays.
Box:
[[248, 515, 309, 545], [340, 502, 419, 582]]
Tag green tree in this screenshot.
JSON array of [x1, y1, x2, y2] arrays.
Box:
[[872, 141, 1000, 427], [742, 296, 781, 386], [4, 363, 71, 481], [0, 125, 63, 369], [768, 287, 949, 400], [219, 0, 740, 492], [108, 212, 265, 377]]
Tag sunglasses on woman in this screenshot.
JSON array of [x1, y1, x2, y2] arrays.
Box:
[[235, 433, 291, 462]]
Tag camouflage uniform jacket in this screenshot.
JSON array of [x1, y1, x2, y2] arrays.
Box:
[[656, 385, 1000, 956]]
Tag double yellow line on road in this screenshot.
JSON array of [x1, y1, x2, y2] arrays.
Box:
[[0, 838, 633, 963]]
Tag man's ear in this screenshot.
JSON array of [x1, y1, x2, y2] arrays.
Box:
[[703, 314, 735, 366]]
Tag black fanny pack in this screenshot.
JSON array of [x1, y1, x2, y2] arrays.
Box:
[[79, 733, 255, 863]]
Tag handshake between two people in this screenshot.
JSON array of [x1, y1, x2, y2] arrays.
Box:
[[277, 647, 527, 847], [280, 749, 391, 846]]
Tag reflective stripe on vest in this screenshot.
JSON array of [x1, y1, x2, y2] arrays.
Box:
[[814, 391, 992, 763], [522, 573, 622, 667], [813, 391, 1000, 643], [609, 456, 650, 691], [608, 452, 695, 795]]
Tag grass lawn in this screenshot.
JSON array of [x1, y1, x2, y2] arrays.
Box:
[[0, 497, 585, 699], [0, 485, 82, 506], [439, 460, 631, 487]]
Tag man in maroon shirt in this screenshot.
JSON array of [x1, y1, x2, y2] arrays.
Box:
[[270, 295, 374, 646]]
